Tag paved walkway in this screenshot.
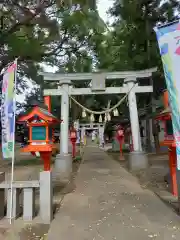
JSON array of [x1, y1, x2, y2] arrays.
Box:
[[48, 145, 180, 239]]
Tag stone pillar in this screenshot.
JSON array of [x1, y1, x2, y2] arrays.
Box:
[[99, 126, 104, 147], [124, 78, 148, 170], [74, 120, 80, 144], [60, 81, 70, 154], [23, 188, 35, 221], [81, 127, 85, 144], [125, 78, 141, 152], [76, 130, 80, 145], [39, 171, 53, 224], [54, 80, 72, 184]]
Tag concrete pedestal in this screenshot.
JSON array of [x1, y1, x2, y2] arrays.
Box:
[[53, 154, 72, 184], [39, 171, 53, 224], [128, 151, 148, 171], [23, 188, 35, 221]]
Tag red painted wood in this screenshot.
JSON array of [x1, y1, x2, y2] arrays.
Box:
[[40, 152, 51, 171], [168, 147, 178, 196], [44, 96, 51, 112]]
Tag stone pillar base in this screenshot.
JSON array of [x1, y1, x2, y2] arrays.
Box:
[[52, 154, 72, 185], [128, 151, 148, 171], [39, 171, 53, 224]]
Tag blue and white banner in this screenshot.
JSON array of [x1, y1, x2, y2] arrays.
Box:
[[154, 20, 180, 169]]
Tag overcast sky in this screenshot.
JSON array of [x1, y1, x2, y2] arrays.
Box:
[[97, 0, 114, 22]]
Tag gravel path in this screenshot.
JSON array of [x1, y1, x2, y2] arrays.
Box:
[[48, 144, 180, 240]]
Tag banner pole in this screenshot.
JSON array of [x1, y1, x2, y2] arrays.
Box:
[[9, 59, 18, 225], [156, 19, 180, 29]]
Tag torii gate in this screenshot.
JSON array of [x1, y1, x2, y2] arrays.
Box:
[[79, 123, 105, 146], [41, 68, 157, 174]]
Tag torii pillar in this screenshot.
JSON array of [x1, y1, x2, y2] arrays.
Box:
[[54, 80, 72, 184], [124, 77, 148, 170]]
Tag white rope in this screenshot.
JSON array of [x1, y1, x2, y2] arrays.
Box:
[[69, 85, 135, 115]]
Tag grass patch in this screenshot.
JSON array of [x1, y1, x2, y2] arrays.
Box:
[[14, 158, 43, 166], [14, 156, 56, 166], [73, 155, 82, 162], [107, 148, 130, 153]]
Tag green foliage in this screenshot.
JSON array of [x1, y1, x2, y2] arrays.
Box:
[[0, 0, 102, 78], [73, 155, 82, 162], [0, 0, 107, 115], [97, 0, 180, 101]]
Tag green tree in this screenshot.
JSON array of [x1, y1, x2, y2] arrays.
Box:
[[96, 0, 180, 151], [0, 1, 100, 80], [0, 0, 107, 113]]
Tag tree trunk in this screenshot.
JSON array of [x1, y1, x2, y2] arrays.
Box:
[[151, 87, 160, 153], [153, 133, 160, 153], [145, 16, 153, 153]]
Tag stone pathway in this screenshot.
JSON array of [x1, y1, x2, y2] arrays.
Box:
[[47, 144, 180, 239]]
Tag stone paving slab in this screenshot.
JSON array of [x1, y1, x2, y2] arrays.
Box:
[[48, 145, 180, 240]]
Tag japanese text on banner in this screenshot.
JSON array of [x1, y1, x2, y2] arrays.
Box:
[[1, 63, 17, 159]]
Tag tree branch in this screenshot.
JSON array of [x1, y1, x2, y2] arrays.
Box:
[[0, 0, 54, 45], [42, 29, 68, 57]]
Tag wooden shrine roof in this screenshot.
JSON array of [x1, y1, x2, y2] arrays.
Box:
[[18, 106, 60, 123]]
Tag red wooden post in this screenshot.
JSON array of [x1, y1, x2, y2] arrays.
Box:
[[72, 142, 76, 158], [163, 90, 169, 108], [116, 126, 125, 160], [70, 127, 77, 159], [44, 96, 51, 112], [169, 146, 178, 196], [31, 151, 36, 156], [119, 141, 123, 157], [44, 158, 50, 171], [40, 152, 51, 171], [155, 90, 178, 196]]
